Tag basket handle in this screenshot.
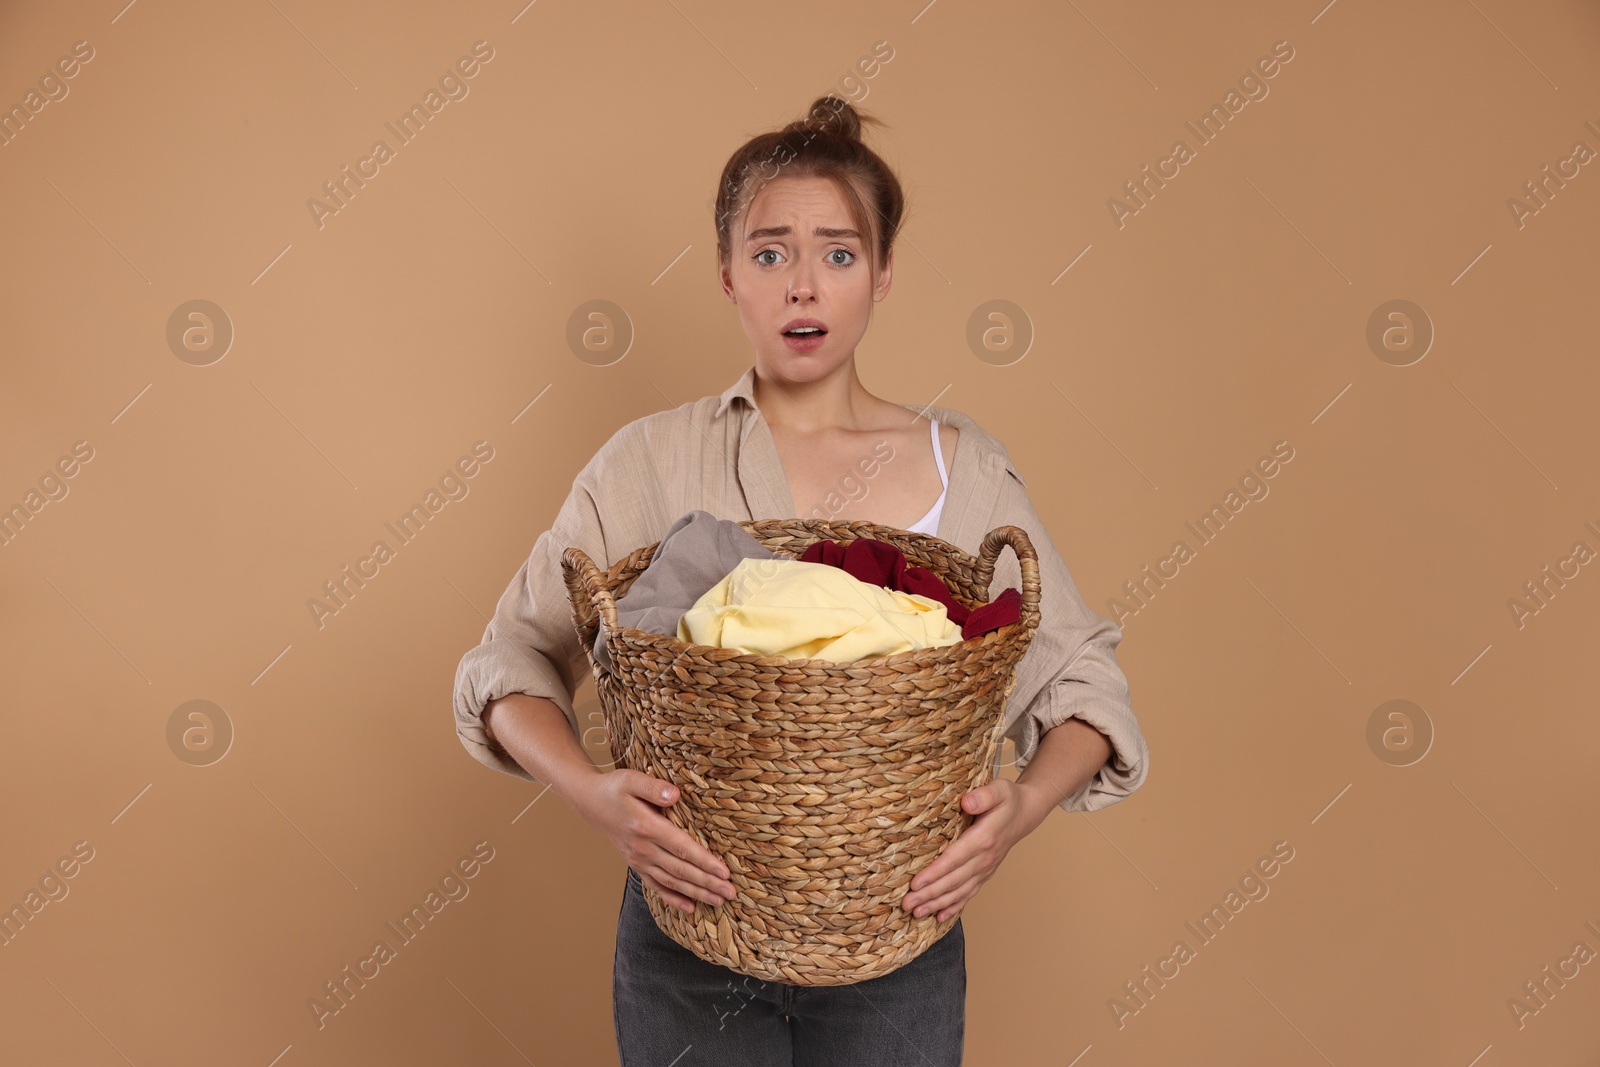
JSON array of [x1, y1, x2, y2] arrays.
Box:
[[967, 525, 1043, 781], [560, 545, 622, 652], [974, 525, 1041, 633]]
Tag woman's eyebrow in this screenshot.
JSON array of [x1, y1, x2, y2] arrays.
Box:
[[745, 225, 863, 241]]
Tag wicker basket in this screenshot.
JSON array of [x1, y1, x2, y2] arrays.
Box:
[[560, 518, 1040, 986]]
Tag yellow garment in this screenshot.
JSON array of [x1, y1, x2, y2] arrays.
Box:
[[677, 557, 962, 661]]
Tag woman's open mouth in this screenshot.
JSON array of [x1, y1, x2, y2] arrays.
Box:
[[781, 320, 828, 352]]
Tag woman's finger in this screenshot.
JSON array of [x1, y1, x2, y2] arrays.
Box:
[[644, 817, 735, 899], [913, 876, 977, 920], [907, 833, 980, 896], [904, 851, 984, 912], [646, 844, 734, 906], [641, 870, 698, 914], [662, 828, 736, 896]]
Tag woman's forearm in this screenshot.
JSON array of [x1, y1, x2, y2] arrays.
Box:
[[1014, 717, 1114, 829], [482, 692, 605, 808]]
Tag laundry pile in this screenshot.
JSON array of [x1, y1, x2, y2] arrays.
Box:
[[591, 510, 1021, 670]]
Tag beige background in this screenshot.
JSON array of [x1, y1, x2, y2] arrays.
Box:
[[3, 0, 1598, 1062]]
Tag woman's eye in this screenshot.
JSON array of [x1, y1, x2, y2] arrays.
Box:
[[828, 249, 855, 266], [754, 249, 781, 266]]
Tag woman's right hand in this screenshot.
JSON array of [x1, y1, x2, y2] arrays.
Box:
[[577, 768, 737, 914]]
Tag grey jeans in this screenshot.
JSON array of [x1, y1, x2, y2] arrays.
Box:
[[614, 866, 966, 1066]]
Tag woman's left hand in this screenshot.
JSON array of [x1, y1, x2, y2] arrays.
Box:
[[899, 778, 1049, 922]]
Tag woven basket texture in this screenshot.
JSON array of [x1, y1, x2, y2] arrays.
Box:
[[561, 518, 1040, 986]]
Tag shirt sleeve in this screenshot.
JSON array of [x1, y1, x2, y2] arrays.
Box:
[[451, 450, 612, 782], [983, 458, 1150, 814]]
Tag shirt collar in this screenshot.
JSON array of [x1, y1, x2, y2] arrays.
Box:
[[716, 364, 760, 418]]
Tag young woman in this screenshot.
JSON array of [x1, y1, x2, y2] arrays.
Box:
[[453, 95, 1150, 1066]]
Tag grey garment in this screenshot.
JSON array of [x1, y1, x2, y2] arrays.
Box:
[[592, 509, 780, 672]]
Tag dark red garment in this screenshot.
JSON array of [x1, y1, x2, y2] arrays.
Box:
[[798, 537, 1021, 640]]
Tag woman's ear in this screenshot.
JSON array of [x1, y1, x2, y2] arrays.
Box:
[[874, 249, 894, 301], [719, 259, 736, 303]]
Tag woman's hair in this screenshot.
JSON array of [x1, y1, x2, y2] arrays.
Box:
[[714, 94, 906, 280]]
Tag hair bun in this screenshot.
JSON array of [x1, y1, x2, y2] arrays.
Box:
[[795, 94, 863, 142]]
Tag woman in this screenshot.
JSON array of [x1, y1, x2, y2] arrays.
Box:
[[452, 95, 1150, 1065]]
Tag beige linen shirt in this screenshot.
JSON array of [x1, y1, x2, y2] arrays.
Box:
[[452, 365, 1150, 814]]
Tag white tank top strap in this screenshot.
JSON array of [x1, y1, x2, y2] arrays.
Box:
[[903, 417, 949, 536]]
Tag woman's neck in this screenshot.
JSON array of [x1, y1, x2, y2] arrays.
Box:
[[751, 358, 884, 435]]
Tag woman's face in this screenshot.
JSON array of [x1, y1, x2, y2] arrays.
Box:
[[719, 174, 892, 383]]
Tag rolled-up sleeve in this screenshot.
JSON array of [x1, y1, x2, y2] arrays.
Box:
[[451, 456, 611, 782], [984, 459, 1150, 814]]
